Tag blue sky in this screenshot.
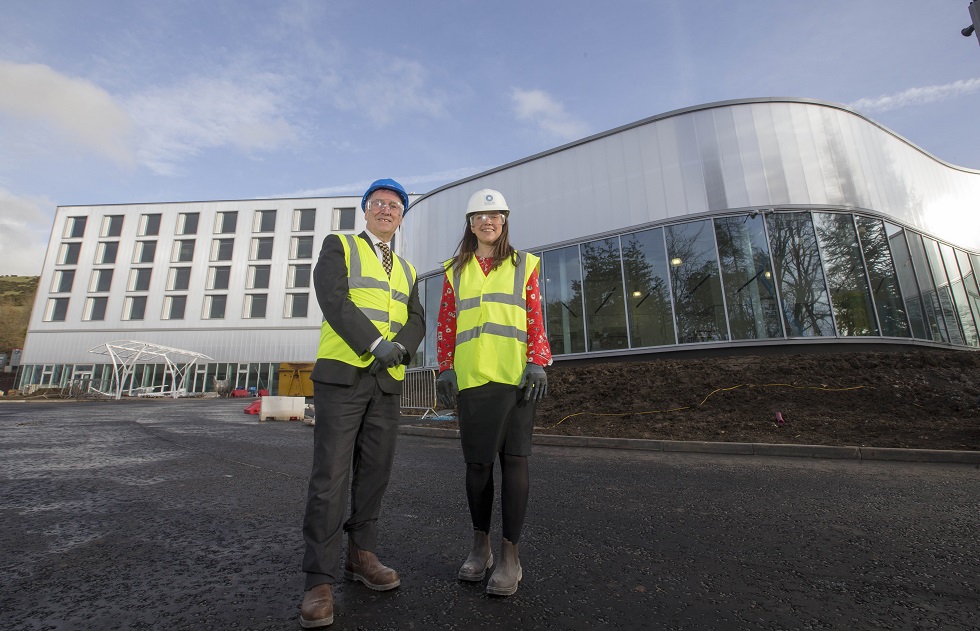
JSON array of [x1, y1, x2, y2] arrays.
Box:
[[1, 0, 979, 275]]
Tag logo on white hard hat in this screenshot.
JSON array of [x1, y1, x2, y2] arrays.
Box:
[[484, 194, 493, 204]]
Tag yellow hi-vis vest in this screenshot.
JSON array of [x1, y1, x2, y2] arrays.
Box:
[[445, 252, 538, 390], [318, 234, 416, 381]]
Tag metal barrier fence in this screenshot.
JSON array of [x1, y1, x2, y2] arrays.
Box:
[[400, 367, 439, 419]]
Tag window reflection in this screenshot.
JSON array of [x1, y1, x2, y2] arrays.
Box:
[[906, 233, 948, 342], [956, 250, 980, 348], [766, 212, 834, 337], [813, 212, 878, 336], [885, 224, 928, 339], [922, 237, 963, 345], [622, 228, 676, 347], [940, 243, 978, 346], [582, 238, 628, 351], [422, 276, 441, 368], [854, 218, 910, 338], [665, 220, 728, 343], [542, 246, 586, 354], [714, 215, 782, 339]]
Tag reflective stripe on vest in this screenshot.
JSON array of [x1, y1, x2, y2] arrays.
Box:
[[317, 234, 415, 379], [445, 252, 538, 390]]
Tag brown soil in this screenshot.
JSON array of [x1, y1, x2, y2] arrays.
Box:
[[432, 348, 980, 451]]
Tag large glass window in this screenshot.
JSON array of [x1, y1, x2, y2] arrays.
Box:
[[906, 232, 948, 342], [251, 237, 274, 260], [766, 212, 834, 337], [288, 264, 311, 288], [422, 275, 442, 368], [177, 212, 199, 235], [581, 238, 629, 351], [542, 246, 586, 355], [294, 208, 316, 231], [248, 265, 271, 289], [886, 224, 928, 339], [924, 238, 964, 345], [208, 266, 231, 290], [622, 228, 676, 347], [666, 220, 728, 343], [957, 250, 980, 348], [813, 212, 878, 336], [714, 215, 782, 340], [941, 244, 978, 347], [253, 209, 277, 233], [855, 218, 911, 338]]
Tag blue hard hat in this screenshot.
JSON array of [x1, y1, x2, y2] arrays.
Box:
[[361, 178, 409, 211]]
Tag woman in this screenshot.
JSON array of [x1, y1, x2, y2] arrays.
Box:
[[436, 188, 552, 597]]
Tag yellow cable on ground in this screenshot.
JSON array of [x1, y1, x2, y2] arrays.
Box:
[[548, 383, 865, 429]]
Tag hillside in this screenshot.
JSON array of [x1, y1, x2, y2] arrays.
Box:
[[0, 276, 38, 386]]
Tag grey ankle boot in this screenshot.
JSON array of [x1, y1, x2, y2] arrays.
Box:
[[458, 530, 493, 581], [486, 538, 522, 596]]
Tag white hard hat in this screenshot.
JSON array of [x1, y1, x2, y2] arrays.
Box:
[[465, 189, 510, 218]]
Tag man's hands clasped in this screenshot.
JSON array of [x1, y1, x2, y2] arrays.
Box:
[[368, 340, 406, 374]]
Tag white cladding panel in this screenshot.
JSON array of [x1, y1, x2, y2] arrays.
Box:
[[402, 99, 980, 277]]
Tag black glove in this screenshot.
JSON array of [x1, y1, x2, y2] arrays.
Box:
[[369, 342, 406, 374], [371, 339, 404, 370], [518, 363, 547, 402], [436, 369, 458, 408]]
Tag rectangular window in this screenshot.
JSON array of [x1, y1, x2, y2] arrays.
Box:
[[167, 267, 191, 291], [177, 212, 199, 235], [52, 269, 75, 293], [133, 241, 156, 264], [172, 239, 195, 262], [84, 296, 108, 321], [293, 208, 316, 231], [101, 215, 123, 237], [253, 209, 277, 232], [248, 265, 271, 289], [620, 228, 677, 348], [244, 294, 267, 319], [96, 241, 118, 265], [542, 246, 587, 355], [123, 296, 147, 321], [44, 297, 70, 322], [287, 264, 311, 288], [333, 207, 356, 231], [215, 211, 238, 234], [285, 293, 309, 318], [713, 215, 782, 341], [766, 212, 835, 337], [128, 268, 152, 291], [210, 238, 234, 261], [207, 266, 231, 290], [90, 269, 113, 293], [58, 242, 81, 265], [665, 220, 729, 343], [855, 218, 911, 339], [163, 295, 186, 320], [250, 237, 274, 260], [139, 213, 161, 236], [581, 237, 630, 351], [290, 235, 314, 259], [203, 295, 227, 319], [64, 216, 87, 239]]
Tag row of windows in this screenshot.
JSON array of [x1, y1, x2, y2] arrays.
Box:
[[61, 207, 356, 240], [55, 234, 318, 267], [18, 362, 280, 395], [43, 292, 310, 322], [410, 209, 980, 367], [50, 263, 312, 295]]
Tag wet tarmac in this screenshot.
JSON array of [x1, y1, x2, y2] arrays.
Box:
[[1, 398, 978, 630]]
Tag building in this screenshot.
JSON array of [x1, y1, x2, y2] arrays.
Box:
[[18, 97, 980, 393]]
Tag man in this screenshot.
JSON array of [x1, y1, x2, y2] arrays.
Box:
[[300, 178, 424, 628]]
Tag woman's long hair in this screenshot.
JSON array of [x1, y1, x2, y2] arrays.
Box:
[[449, 216, 519, 274]]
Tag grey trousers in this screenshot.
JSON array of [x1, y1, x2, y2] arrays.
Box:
[[302, 374, 399, 589]]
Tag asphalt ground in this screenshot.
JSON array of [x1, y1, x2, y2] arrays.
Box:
[[1, 399, 978, 631]]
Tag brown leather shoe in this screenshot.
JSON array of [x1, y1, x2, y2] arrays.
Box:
[[344, 540, 400, 591], [299, 583, 334, 628]]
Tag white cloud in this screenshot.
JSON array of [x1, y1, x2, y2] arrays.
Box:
[[284, 166, 492, 199], [0, 188, 53, 276], [848, 78, 980, 114], [126, 73, 300, 176], [0, 60, 135, 166], [511, 88, 589, 141], [334, 56, 448, 126]]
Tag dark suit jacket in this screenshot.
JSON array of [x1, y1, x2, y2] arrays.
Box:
[[310, 231, 425, 394]]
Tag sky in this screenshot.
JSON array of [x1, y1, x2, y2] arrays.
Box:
[[1, 0, 979, 276]]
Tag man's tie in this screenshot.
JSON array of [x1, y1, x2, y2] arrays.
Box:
[[378, 242, 393, 277]]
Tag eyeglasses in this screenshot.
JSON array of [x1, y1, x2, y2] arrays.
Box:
[[469, 213, 505, 225], [367, 199, 404, 213]]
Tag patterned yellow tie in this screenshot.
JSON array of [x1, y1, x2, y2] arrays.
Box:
[[378, 242, 393, 277]]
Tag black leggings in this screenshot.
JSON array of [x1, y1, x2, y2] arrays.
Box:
[[466, 453, 529, 543]]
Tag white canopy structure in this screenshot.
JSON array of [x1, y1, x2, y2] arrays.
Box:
[[88, 340, 212, 399]]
